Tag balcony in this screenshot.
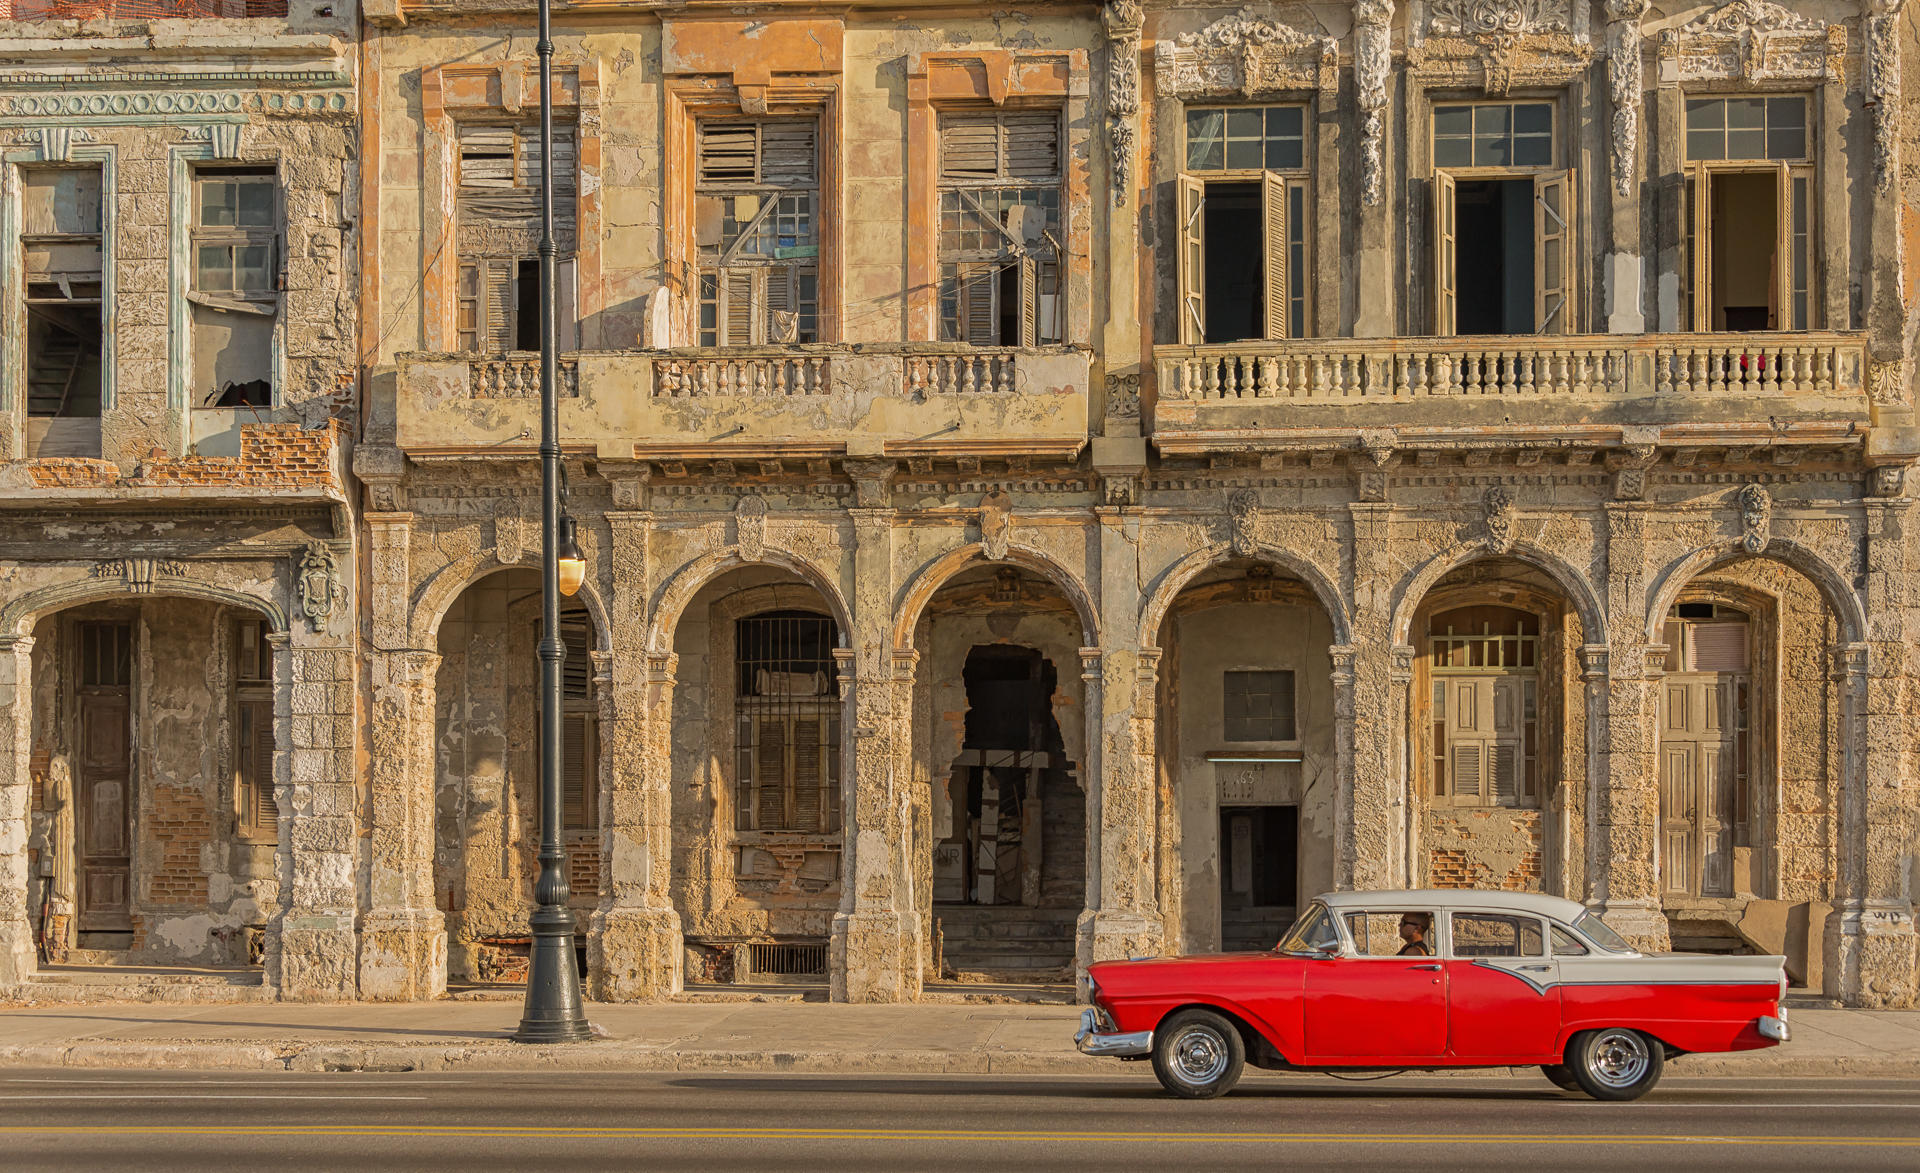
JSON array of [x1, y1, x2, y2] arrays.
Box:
[[1151, 333, 1874, 455], [394, 345, 1092, 462]]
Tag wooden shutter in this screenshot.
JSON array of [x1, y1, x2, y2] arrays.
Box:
[[1177, 173, 1206, 345], [238, 698, 277, 838], [1018, 258, 1038, 348], [956, 261, 998, 345], [1772, 161, 1791, 332], [792, 714, 824, 833], [1687, 622, 1750, 672], [940, 114, 1002, 179], [1689, 163, 1711, 331], [1433, 169, 1457, 335], [1533, 169, 1572, 334], [1786, 166, 1812, 331], [724, 269, 755, 346], [560, 618, 591, 701], [1262, 170, 1288, 341], [457, 125, 516, 186], [562, 712, 594, 830], [699, 124, 759, 183], [755, 716, 788, 830], [1003, 114, 1060, 179], [760, 122, 818, 184], [1452, 742, 1484, 802]]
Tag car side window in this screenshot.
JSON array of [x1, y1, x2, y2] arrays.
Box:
[[1344, 910, 1435, 957], [1550, 924, 1589, 956], [1450, 913, 1545, 958]]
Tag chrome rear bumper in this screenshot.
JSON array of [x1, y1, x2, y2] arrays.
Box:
[[1757, 1013, 1789, 1042], [1076, 1008, 1153, 1058]]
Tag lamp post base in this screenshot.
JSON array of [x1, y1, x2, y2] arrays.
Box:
[[513, 906, 594, 1043]]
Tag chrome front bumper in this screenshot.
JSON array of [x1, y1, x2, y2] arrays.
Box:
[[1757, 1013, 1790, 1042], [1076, 1007, 1153, 1058]]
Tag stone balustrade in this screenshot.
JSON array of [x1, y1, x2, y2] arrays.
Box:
[[468, 355, 580, 399]]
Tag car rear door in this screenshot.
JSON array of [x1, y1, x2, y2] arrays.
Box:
[[1443, 911, 1561, 1061], [1301, 909, 1448, 1062]]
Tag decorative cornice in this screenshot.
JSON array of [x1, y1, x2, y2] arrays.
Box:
[[1655, 0, 1843, 86], [1103, 0, 1142, 208], [1152, 5, 1338, 100], [0, 84, 352, 123]]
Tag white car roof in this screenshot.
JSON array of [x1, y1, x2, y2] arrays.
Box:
[[1314, 889, 1590, 923]]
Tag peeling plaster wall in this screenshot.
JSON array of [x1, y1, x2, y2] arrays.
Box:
[[1169, 596, 1336, 955]]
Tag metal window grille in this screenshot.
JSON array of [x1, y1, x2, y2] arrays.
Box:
[[734, 611, 840, 834], [747, 940, 827, 979], [78, 622, 131, 688]]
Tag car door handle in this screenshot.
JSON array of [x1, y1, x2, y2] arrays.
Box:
[[1409, 963, 1441, 971], [1518, 964, 1551, 972]]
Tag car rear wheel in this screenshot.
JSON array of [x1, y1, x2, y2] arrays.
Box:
[[1150, 1009, 1245, 1099], [1566, 1028, 1664, 1101], [1539, 1063, 1581, 1092]]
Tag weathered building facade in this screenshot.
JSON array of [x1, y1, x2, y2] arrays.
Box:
[[4, 0, 1920, 1009]]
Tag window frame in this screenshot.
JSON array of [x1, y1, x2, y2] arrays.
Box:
[[189, 165, 281, 305], [232, 617, 278, 845], [935, 107, 1067, 348], [1221, 668, 1299, 744], [1338, 908, 1442, 959], [452, 119, 580, 354], [1425, 605, 1543, 810], [1425, 95, 1577, 337], [694, 117, 822, 347], [1681, 92, 1816, 334], [1445, 911, 1548, 959], [1174, 100, 1315, 345]]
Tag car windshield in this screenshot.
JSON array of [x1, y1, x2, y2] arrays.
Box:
[[1574, 911, 1636, 954], [1275, 903, 1341, 955]]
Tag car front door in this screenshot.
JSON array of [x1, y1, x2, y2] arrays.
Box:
[[1444, 911, 1561, 1061], [1301, 909, 1449, 1061]]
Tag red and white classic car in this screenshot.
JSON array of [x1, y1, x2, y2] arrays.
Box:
[[1077, 890, 1789, 1100]]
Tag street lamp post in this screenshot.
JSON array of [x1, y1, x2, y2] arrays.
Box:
[[514, 0, 593, 1045]]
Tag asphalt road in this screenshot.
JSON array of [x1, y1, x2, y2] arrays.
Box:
[[1, 1068, 1915, 1170]]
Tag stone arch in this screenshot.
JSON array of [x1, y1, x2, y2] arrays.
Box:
[[891, 542, 1100, 651], [0, 573, 287, 637], [411, 550, 615, 652], [1390, 540, 1606, 647], [1137, 541, 1351, 649], [647, 547, 851, 655], [1644, 538, 1865, 647]]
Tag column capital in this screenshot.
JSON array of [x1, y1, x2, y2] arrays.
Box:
[[1078, 646, 1103, 681], [644, 651, 679, 683], [1578, 643, 1610, 681], [0, 634, 34, 656], [1830, 642, 1871, 680], [1389, 643, 1417, 683], [1328, 644, 1358, 680]]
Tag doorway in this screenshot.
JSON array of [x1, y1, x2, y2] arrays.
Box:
[[1218, 804, 1297, 951], [1453, 179, 1534, 335], [1200, 182, 1264, 343], [75, 620, 134, 948], [1659, 603, 1752, 899]]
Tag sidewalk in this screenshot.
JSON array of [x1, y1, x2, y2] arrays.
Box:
[[3, 998, 1920, 1076]]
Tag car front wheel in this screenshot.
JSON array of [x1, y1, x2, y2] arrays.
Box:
[[1566, 1028, 1665, 1101], [1150, 1009, 1246, 1099]]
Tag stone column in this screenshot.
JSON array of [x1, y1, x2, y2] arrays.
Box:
[[272, 627, 363, 1000], [1574, 644, 1612, 904], [0, 635, 35, 986], [1602, 0, 1650, 333], [1388, 644, 1417, 887], [357, 648, 447, 1000], [1827, 500, 1919, 1006], [590, 649, 684, 1000], [1345, 501, 1397, 888], [832, 494, 917, 1002], [1352, 0, 1395, 336], [1593, 503, 1669, 949]]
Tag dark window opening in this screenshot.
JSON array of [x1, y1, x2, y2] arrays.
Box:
[[24, 166, 104, 444], [1200, 182, 1264, 344], [734, 611, 841, 835], [1453, 178, 1535, 336], [1223, 669, 1296, 742], [1219, 804, 1298, 951]]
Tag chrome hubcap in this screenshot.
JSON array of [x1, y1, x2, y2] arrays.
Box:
[[1589, 1029, 1650, 1088], [1171, 1027, 1228, 1084]]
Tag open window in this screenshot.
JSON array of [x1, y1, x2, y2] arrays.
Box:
[[454, 121, 577, 353], [1429, 101, 1575, 336], [937, 111, 1064, 346], [233, 617, 278, 843], [695, 120, 820, 346], [1427, 605, 1541, 808], [191, 167, 279, 408], [1684, 96, 1813, 332], [1174, 104, 1310, 344], [22, 165, 104, 456]]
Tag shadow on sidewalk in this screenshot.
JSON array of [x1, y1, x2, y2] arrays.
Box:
[[2, 1013, 507, 1041]]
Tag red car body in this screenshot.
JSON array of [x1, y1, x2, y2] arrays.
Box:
[[1080, 890, 1787, 1095]]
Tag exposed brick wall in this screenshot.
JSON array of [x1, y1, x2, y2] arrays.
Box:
[[145, 784, 211, 907], [567, 843, 604, 900], [1426, 808, 1545, 891], [25, 421, 340, 490]]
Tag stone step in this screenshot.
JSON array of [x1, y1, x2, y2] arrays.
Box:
[[940, 950, 1076, 970], [12, 979, 277, 1005], [33, 966, 264, 987]]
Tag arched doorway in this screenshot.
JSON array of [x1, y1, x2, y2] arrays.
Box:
[[911, 565, 1088, 987], [433, 569, 602, 986], [1150, 561, 1338, 954], [667, 568, 846, 988], [1407, 559, 1588, 896], [24, 598, 280, 976]]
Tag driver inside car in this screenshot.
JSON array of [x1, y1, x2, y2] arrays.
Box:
[[1397, 912, 1433, 956]]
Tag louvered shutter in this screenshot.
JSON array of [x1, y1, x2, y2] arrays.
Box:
[[755, 716, 788, 830], [1433, 169, 1458, 335], [760, 122, 817, 184], [458, 125, 516, 186], [766, 266, 799, 343], [1003, 113, 1060, 178], [699, 124, 760, 183], [1490, 742, 1519, 805], [1018, 258, 1038, 348], [561, 618, 591, 701], [562, 712, 593, 830], [1452, 742, 1484, 801], [940, 114, 1002, 179], [957, 262, 998, 345], [1262, 170, 1289, 340], [483, 258, 516, 352], [240, 699, 277, 837], [792, 715, 823, 832], [1687, 623, 1750, 672], [724, 269, 755, 346]]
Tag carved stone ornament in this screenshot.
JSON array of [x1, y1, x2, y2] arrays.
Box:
[[843, 457, 896, 510], [1410, 0, 1590, 98], [1227, 489, 1262, 557], [735, 494, 768, 561], [1737, 483, 1772, 554], [1614, 466, 1648, 501], [1656, 0, 1842, 86], [980, 489, 1014, 561], [1102, 473, 1141, 507], [1869, 360, 1908, 407], [13, 126, 96, 162], [1105, 371, 1141, 423], [494, 512, 526, 565], [91, 558, 188, 593], [297, 542, 343, 631], [1483, 484, 1517, 552], [1866, 0, 1905, 195], [1354, 0, 1394, 205], [1605, 0, 1651, 198], [1427, 0, 1569, 38], [1104, 1, 1143, 207], [1152, 5, 1338, 101], [1870, 464, 1908, 498]]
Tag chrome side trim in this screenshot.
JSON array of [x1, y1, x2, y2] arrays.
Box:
[[1076, 1008, 1153, 1058], [1757, 1014, 1789, 1042]]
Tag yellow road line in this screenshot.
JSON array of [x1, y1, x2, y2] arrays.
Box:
[[0, 1127, 1915, 1147]]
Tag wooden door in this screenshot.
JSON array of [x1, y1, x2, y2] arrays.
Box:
[[1660, 676, 1739, 898], [1443, 675, 1524, 804], [76, 622, 133, 932]]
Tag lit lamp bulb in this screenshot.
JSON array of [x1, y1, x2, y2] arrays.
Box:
[[556, 515, 587, 597]]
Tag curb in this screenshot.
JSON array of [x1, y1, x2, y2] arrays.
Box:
[[0, 1042, 1915, 1078]]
